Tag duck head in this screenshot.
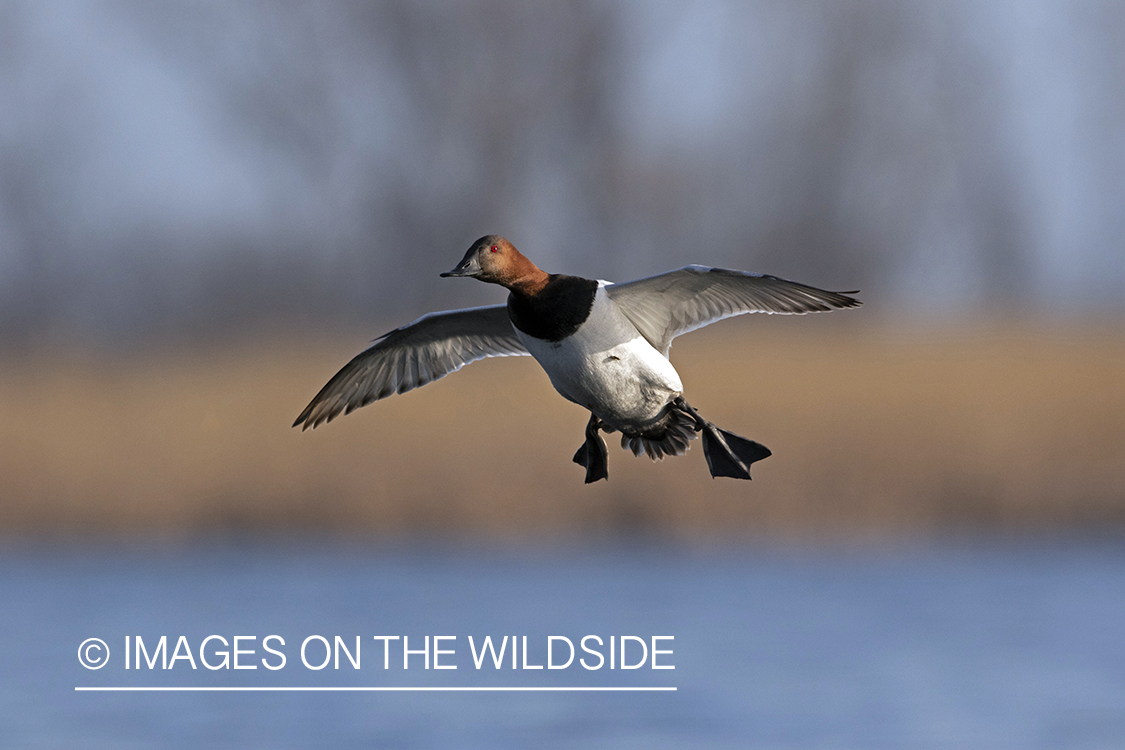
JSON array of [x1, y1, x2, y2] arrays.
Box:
[[441, 235, 548, 294]]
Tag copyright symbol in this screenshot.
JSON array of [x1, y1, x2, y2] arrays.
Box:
[[78, 638, 110, 669]]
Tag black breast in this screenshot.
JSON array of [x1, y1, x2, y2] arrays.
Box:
[[507, 275, 598, 342]]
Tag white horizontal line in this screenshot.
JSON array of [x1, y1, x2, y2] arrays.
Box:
[[75, 686, 676, 692]]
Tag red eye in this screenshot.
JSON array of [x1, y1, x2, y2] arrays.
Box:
[[490, 245, 498, 252]]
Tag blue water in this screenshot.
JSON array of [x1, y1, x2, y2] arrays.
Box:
[[1, 538, 1123, 748]]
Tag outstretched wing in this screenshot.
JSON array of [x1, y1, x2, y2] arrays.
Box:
[[606, 265, 861, 355], [294, 304, 528, 429]]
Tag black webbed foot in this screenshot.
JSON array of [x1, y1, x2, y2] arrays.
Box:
[[673, 397, 771, 480], [572, 413, 609, 483]]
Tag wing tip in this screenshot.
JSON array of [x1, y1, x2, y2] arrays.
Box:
[[293, 401, 339, 430], [292, 410, 317, 430]]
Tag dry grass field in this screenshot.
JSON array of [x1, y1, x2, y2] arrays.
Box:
[[2, 318, 1123, 540]]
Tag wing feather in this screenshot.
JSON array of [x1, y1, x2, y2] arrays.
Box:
[[606, 265, 861, 354], [294, 304, 528, 429]]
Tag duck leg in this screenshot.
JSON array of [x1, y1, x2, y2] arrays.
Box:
[[572, 412, 609, 484], [673, 397, 772, 480]]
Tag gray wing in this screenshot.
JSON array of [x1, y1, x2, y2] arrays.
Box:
[[294, 304, 528, 429], [606, 265, 861, 355]]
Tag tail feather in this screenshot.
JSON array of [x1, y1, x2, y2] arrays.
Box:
[[620, 408, 697, 461]]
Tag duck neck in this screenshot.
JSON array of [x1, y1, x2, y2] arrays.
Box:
[[502, 252, 550, 296]]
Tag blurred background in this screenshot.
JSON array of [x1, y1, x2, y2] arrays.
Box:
[[1, 1, 1124, 747]]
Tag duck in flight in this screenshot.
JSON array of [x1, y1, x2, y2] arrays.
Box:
[[294, 235, 861, 483]]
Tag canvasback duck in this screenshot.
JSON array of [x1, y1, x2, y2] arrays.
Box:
[[294, 235, 861, 482]]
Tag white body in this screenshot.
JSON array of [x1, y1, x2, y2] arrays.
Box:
[[516, 286, 683, 433]]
